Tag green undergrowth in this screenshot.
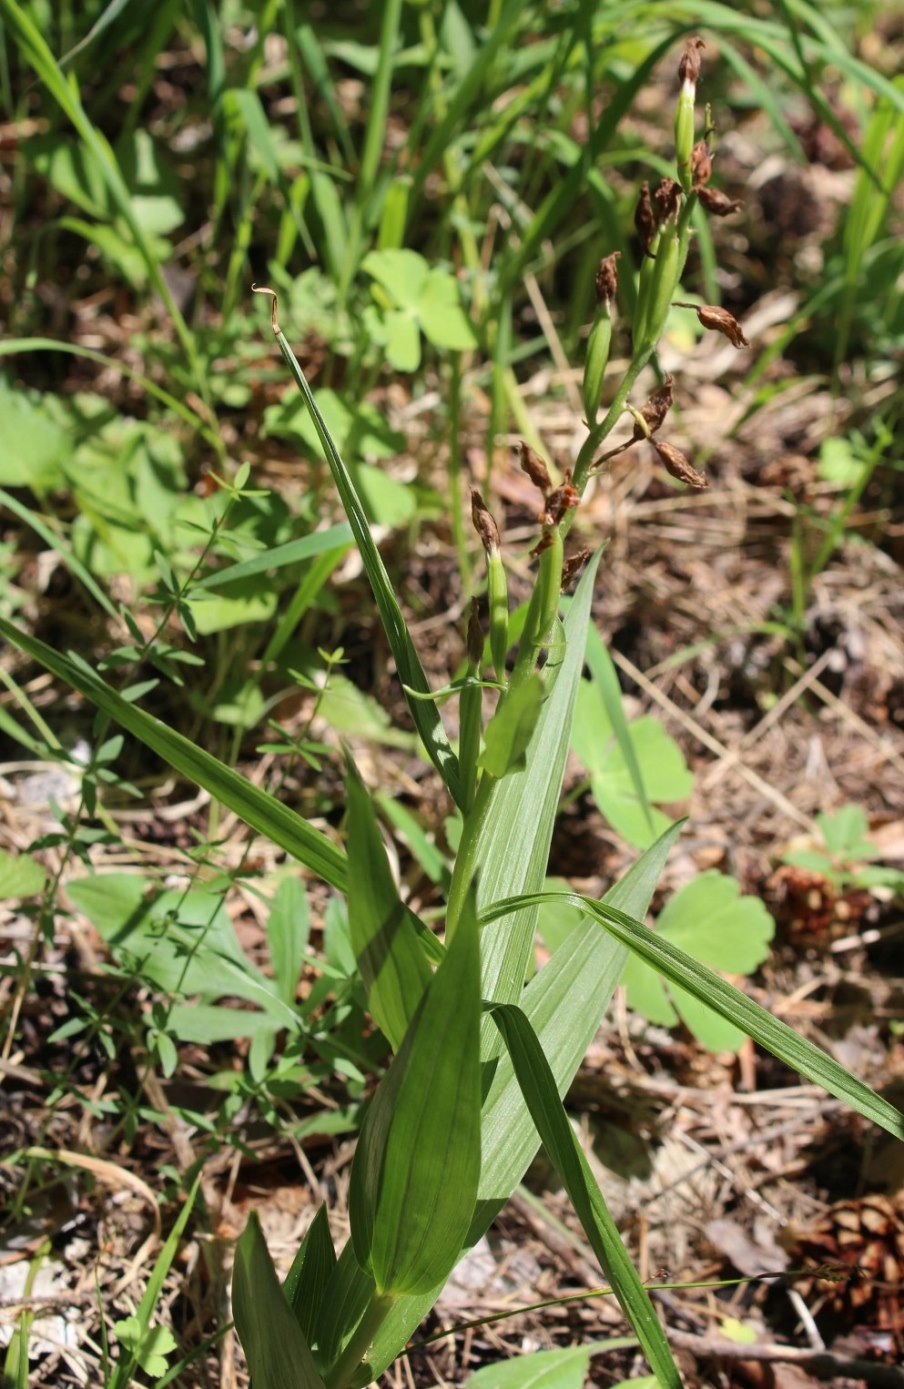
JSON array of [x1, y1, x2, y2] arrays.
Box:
[[1, 3, 903, 1387]]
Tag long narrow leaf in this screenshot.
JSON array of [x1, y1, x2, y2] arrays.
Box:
[[491, 1004, 679, 1389], [475, 550, 602, 1008], [0, 620, 347, 891], [255, 290, 463, 807], [284, 1206, 337, 1345], [233, 1212, 326, 1389], [345, 756, 432, 1050], [483, 891, 904, 1141]]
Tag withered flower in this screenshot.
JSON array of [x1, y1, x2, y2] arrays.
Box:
[[466, 599, 483, 667], [530, 531, 554, 557], [595, 251, 622, 304], [691, 139, 712, 185], [632, 375, 674, 439], [695, 185, 742, 216], [561, 549, 590, 591], [678, 36, 705, 86], [471, 488, 500, 552], [654, 440, 708, 489], [542, 472, 580, 526], [634, 181, 657, 255], [518, 440, 552, 497], [697, 304, 749, 348], [654, 177, 682, 223]]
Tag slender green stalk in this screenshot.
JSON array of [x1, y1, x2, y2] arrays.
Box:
[[323, 1293, 396, 1389]]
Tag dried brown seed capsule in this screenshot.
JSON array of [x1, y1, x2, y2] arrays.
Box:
[[471, 488, 500, 552], [654, 177, 682, 224], [595, 251, 622, 304], [678, 36, 705, 86], [466, 599, 483, 667], [561, 549, 590, 591], [632, 375, 674, 439], [695, 304, 749, 348], [518, 440, 552, 497], [634, 181, 657, 255], [695, 184, 742, 216], [654, 439, 708, 489], [691, 140, 713, 185], [542, 473, 580, 526]]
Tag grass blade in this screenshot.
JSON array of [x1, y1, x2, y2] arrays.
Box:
[[491, 1004, 680, 1388], [0, 619, 347, 891], [483, 891, 904, 1141], [345, 756, 432, 1051], [253, 288, 463, 807]]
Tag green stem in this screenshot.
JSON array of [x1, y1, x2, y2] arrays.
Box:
[[444, 771, 496, 940], [324, 1292, 396, 1389]]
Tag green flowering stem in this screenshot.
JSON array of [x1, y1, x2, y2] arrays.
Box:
[[508, 529, 564, 691], [323, 1292, 396, 1389], [487, 548, 510, 685]]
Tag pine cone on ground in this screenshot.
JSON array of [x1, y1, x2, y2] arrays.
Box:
[[787, 1193, 904, 1341]]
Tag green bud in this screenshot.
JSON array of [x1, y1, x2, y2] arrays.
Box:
[[636, 225, 680, 355], [487, 549, 509, 685], [674, 85, 696, 192], [582, 307, 612, 424]]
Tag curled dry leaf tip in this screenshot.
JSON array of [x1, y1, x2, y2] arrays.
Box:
[[251, 283, 281, 334]]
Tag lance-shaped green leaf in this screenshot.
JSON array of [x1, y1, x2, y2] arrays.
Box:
[[479, 672, 544, 779], [345, 756, 432, 1051], [348, 888, 481, 1296], [474, 550, 602, 1010], [284, 1206, 337, 1345], [319, 826, 679, 1386], [233, 1211, 326, 1389], [483, 891, 904, 1142], [0, 620, 347, 891], [490, 1004, 680, 1389], [256, 292, 463, 808]]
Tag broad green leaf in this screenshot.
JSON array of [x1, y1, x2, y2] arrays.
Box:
[[581, 621, 652, 839], [0, 620, 348, 891], [362, 248, 429, 310], [267, 877, 311, 1007], [349, 888, 480, 1296], [383, 310, 422, 371], [467, 1339, 638, 1389], [622, 872, 775, 1052], [186, 585, 277, 635], [262, 311, 462, 805], [0, 849, 46, 899], [284, 1206, 337, 1344], [479, 673, 544, 778], [817, 804, 872, 858], [418, 269, 477, 350], [0, 384, 67, 488], [112, 1318, 176, 1378], [318, 675, 417, 750], [573, 680, 693, 849], [356, 462, 417, 528], [345, 758, 432, 1050], [67, 877, 297, 1022], [233, 1212, 326, 1389], [483, 891, 904, 1142], [492, 1004, 680, 1387]]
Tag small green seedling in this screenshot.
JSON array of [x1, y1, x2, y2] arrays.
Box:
[[782, 804, 904, 895]]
